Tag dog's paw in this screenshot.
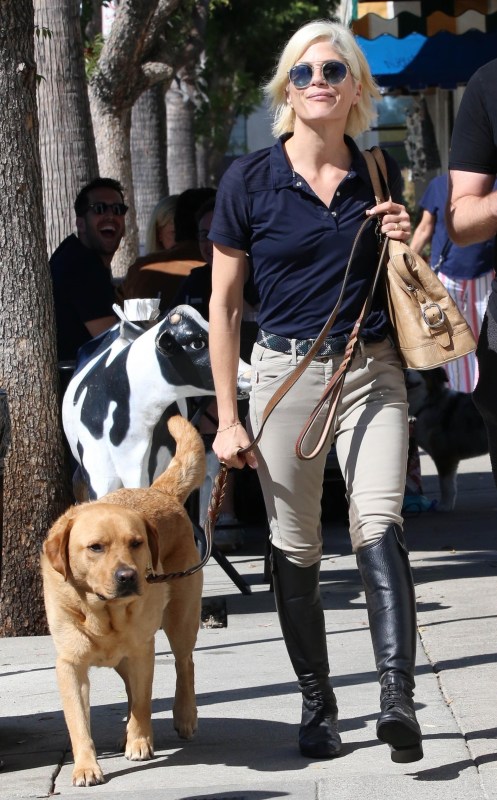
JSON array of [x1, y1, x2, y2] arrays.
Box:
[[125, 736, 154, 761], [72, 763, 105, 786], [174, 708, 198, 740]]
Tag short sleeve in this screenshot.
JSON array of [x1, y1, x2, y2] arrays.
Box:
[[209, 159, 252, 252], [449, 64, 497, 174]]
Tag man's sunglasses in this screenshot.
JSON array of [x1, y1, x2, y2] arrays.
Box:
[[86, 202, 128, 216], [288, 60, 349, 89]]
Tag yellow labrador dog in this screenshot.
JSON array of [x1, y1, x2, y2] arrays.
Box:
[[41, 415, 206, 786]]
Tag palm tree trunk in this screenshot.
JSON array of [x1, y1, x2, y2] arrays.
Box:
[[131, 83, 169, 252], [34, 0, 99, 258]]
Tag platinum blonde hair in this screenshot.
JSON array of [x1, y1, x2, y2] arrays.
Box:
[[145, 194, 178, 254], [264, 19, 381, 139]]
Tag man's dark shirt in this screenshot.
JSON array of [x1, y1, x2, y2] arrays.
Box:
[[50, 233, 116, 362], [449, 58, 497, 295]]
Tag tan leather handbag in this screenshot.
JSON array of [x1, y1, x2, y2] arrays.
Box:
[[363, 147, 477, 370]]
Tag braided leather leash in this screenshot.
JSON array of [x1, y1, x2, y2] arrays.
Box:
[[236, 207, 387, 463], [147, 153, 391, 581]]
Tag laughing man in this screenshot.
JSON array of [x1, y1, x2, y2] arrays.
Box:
[[50, 177, 127, 364]]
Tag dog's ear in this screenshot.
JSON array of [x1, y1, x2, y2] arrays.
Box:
[[43, 511, 75, 580], [144, 520, 160, 570]]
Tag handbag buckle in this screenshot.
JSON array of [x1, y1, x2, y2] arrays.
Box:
[[422, 303, 445, 329]]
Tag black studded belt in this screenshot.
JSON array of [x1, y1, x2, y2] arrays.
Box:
[[256, 329, 349, 358]]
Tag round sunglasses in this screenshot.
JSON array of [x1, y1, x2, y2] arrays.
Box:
[[288, 60, 349, 89]]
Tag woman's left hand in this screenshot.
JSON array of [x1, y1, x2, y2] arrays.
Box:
[[366, 201, 411, 241]]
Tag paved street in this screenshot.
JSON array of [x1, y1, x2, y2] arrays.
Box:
[[1, 451, 496, 799]]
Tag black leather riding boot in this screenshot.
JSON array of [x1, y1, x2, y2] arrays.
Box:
[[271, 545, 342, 759], [356, 524, 423, 763]]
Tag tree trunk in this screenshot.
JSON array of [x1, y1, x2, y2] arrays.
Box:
[[166, 71, 198, 193], [0, 0, 72, 636], [201, 101, 238, 186], [90, 92, 137, 277], [88, 0, 168, 277], [34, 0, 99, 258], [131, 83, 169, 253], [165, 3, 209, 192], [195, 138, 208, 187]]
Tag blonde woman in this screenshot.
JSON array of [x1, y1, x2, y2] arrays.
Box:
[[144, 194, 178, 254], [119, 190, 215, 310], [208, 20, 423, 763]]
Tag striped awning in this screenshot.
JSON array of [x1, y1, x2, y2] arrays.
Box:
[[353, 9, 497, 37], [352, 2, 497, 89], [357, 29, 497, 88]]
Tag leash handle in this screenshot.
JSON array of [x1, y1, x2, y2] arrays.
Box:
[[295, 318, 362, 460]]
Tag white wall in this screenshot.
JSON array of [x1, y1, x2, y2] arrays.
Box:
[[246, 105, 275, 152]]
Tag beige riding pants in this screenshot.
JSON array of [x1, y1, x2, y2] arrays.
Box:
[[248, 337, 408, 567]]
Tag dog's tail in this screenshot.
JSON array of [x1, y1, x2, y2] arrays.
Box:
[[151, 415, 206, 505]]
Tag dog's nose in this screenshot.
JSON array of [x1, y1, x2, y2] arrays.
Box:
[[115, 567, 138, 594]]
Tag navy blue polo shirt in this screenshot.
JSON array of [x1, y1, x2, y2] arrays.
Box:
[[209, 134, 403, 341], [419, 175, 495, 280]]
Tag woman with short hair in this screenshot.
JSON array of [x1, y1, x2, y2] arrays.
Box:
[[208, 19, 423, 764]]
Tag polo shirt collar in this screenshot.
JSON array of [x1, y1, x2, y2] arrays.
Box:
[[270, 132, 374, 189]]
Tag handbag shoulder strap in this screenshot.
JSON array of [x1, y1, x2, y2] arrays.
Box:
[[362, 147, 391, 204], [368, 147, 452, 274]]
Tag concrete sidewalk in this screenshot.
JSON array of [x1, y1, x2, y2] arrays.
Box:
[[1, 452, 496, 799]]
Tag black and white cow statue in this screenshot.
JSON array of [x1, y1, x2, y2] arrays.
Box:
[[62, 304, 251, 500]]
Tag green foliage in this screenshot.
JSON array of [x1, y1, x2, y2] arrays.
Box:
[[74, 0, 339, 164], [165, 0, 209, 53], [206, 0, 339, 88], [80, 0, 112, 78], [84, 32, 104, 79], [196, 0, 339, 150]]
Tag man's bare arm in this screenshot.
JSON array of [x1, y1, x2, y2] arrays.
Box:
[[446, 170, 497, 245], [410, 209, 435, 255], [85, 315, 118, 338]]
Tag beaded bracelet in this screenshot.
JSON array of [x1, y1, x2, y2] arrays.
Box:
[[217, 421, 241, 433]]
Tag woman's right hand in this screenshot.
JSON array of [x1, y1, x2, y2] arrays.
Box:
[[213, 423, 258, 470]]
